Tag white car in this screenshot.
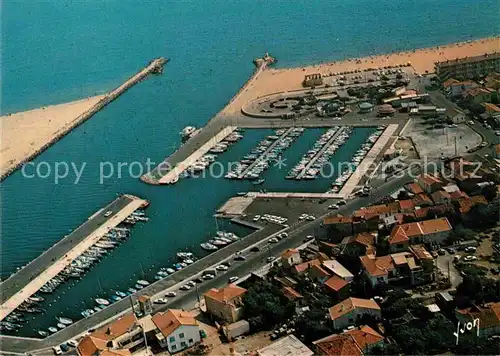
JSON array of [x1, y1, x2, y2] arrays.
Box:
[[67, 340, 78, 348], [216, 265, 228, 271], [165, 292, 176, 297], [52, 346, 62, 355], [465, 247, 477, 253], [328, 204, 339, 210], [280, 232, 289, 238], [180, 284, 192, 291], [186, 281, 196, 287], [338, 200, 347, 205], [467, 120, 475, 125], [228, 276, 239, 283], [253, 215, 261, 222], [306, 215, 315, 221], [268, 237, 279, 243], [154, 298, 168, 304], [203, 274, 215, 280]]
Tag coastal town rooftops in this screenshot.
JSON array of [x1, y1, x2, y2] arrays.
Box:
[[293, 258, 321, 274], [360, 255, 394, 277], [388, 217, 452, 244], [409, 244, 433, 260], [324, 215, 353, 225], [282, 286, 303, 301], [456, 302, 500, 329], [467, 87, 494, 97], [483, 103, 500, 112], [417, 173, 442, 186], [442, 78, 459, 88], [257, 334, 314, 356], [313, 325, 384, 356], [77, 336, 132, 356], [152, 309, 197, 337], [407, 183, 424, 194], [204, 284, 247, 303], [341, 232, 376, 247], [329, 298, 380, 321]]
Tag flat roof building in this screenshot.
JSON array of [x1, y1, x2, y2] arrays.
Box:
[[435, 52, 500, 81], [258, 335, 314, 356]]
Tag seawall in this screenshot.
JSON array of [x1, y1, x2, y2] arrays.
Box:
[[0, 57, 168, 182]]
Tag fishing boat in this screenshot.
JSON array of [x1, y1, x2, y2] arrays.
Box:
[[135, 284, 144, 289], [210, 239, 228, 246], [48, 326, 58, 333], [38, 330, 49, 337], [95, 298, 110, 306], [57, 317, 73, 325], [200, 242, 218, 251], [137, 280, 150, 286], [28, 296, 44, 303], [180, 126, 197, 140], [183, 259, 194, 265]]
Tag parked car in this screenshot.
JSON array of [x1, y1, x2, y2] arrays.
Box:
[[234, 255, 246, 261], [165, 291, 176, 297], [67, 340, 78, 348], [52, 346, 62, 355], [250, 246, 260, 252], [228, 276, 239, 283], [267, 256, 276, 263], [438, 249, 446, 255]]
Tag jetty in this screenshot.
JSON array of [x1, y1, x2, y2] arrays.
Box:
[[0, 57, 168, 181], [0, 195, 149, 322], [339, 124, 399, 197], [238, 127, 294, 179], [296, 127, 348, 180]]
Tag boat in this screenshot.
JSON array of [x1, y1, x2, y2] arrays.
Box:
[[177, 252, 193, 259], [137, 280, 150, 286], [173, 263, 183, 271], [95, 298, 110, 306], [28, 296, 44, 303], [57, 317, 73, 325], [166, 268, 175, 274], [57, 323, 66, 329], [128, 288, 138, 294], [110, 295, 121, 302], [210, 239, 228, 246], [200, 242, 218, 251], [93, 306, 102, 312], [38, 330, 49, 337], [48, 327, 58, 333], [180, 126, 196, 140], [183, 259, 194, 265], [135, 284, 144, 289], [116, 291, 127, 298]]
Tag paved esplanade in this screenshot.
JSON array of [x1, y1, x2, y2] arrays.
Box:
[[0, 195, 147, 322]]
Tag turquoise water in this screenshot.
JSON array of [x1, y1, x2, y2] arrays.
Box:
[[2, 0, 499, 336]]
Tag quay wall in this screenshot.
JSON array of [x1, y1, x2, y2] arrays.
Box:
[[0, 58, 168, 182]]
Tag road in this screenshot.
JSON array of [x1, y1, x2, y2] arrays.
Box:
[[436, 253, 463, 287]]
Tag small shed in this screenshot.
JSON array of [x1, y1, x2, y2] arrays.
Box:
[[223, 320, 250, 340]]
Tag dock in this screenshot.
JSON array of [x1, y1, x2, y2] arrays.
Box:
[[238, 127, 294, 179], [339, 124, 399, 197], [0, 58, 168, 182], [0, 195, 148, 322], [152, 126, 238, 184], [296, 126, 348, 179]]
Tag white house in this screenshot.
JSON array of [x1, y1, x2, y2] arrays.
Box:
[[328, 297, 381, 330], [152, 309, 201, 353], [281, 248, 302, 268]]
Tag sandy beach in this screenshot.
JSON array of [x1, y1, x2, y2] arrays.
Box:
[[0, 96, 105, 177], [222, 36, 499, 115]]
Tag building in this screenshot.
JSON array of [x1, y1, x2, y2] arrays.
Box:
[[360, 246, 433, 287], [204, 284, 246, 323], [435, 52, 500, 81], [466, 87, 494, 104], [152, 309, 200, 353], [303, 73, 323, 87], [446, 80, 477, 97], [388, 217, 453, 250], [223, 320, 250, 340], [257, 335, 314, 356], [281, 248, 302, 268], [377, 104, 396, 116], [313, 325, 384, 356], [485, 72, 500, 90], [324, 276, 350, 300], [77, 313, 143, 356], [431, 190, 452, 205], [339, 233, 376, 257], [328, 298, 381, 330], [483, 102, 500, 114], [455, 302, 500, 338], [416, 173, 443, 193], [292, 258, 321, 275], [358, 102, 374, 113], [322, 260, 354, 282]]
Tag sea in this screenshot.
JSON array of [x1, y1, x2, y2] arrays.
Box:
[[1, 0, 499, 336]]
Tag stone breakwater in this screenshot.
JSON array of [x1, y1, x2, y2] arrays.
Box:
[[0, 57, 168, 182]]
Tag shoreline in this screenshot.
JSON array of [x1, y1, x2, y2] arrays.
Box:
[[0, 58, 168, 181]]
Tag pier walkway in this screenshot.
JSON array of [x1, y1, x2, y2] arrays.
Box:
[[238, 127, 293, 179], [156, 126, 237, 184], [339, 124, 399, 197], [0, 195, 148, 322], [296, 127, 347, 179]]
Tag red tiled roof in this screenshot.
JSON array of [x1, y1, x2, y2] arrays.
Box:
[[346, 326, 384, 350], [324, 215, 353, 225], [281, 248, 299, 259], [431, 190, 451, 202], [204, 284, 246, 303], [442, 78, 459, 88], [412, 193, 433, 205], [152, 309, 197, 338], [457, 302, 500, 329], [470, 195, 488, 205], [314, 335, 362, 356], [467, 87, 492, 97], [414, 207, 430, 218], [450, 190, 470, 200], [344, 232, 375, 247], [281, 286, 303, 301], [324, 276, 349, 292], [407, 183, 424, 194], [293, 258, 321, 274], [329, 298, 380, 321], [418, 173, 442, 186], [360, 255, 394, 277], [310, 264, 332, 279], [399, 199, 415, 211]]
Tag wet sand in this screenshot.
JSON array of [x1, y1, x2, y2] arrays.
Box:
[[222, 36, 499, 115], [1, 96, 105, 177]]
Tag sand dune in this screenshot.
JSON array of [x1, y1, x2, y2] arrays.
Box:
[[0, 96, 105, 177]]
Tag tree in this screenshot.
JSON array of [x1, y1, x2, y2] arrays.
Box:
[[456, 274, 500, 308], [295, 309, 333, 344]]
